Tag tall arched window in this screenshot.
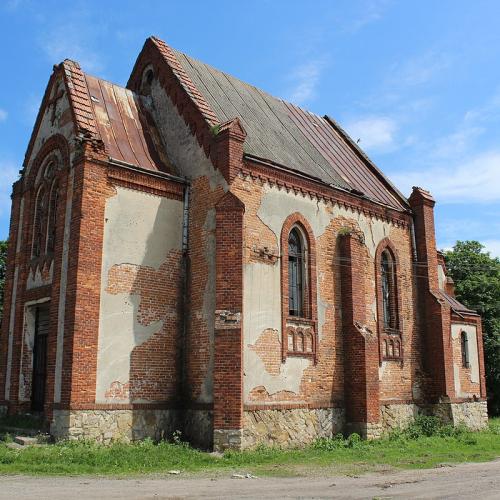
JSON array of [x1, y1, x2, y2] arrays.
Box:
[[281, 213, 318, 362], [46, 180, 59, 253], [376, 240, 402, 362], [288, 227, 306, 317], [380, 249, 397, 330], [32, 186, 47, 258], [461, 331, 470, 368]]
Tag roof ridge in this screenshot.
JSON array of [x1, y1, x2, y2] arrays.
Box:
[[60, 59, 101, 141], [150, 37, 219, 126]]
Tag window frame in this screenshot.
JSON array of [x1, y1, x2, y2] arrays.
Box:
[[280, 213, 318, 363], [375, 238, 403, 363]]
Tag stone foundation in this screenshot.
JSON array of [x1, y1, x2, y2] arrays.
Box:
[[380, 403, 419, 432], [346, 421, 383, 439], [213, 429, 243, 451], [242, 408, 345, 449], [432, 400, 488, 430], [48, 401, 488, 446], [50, 409, 180, 443]]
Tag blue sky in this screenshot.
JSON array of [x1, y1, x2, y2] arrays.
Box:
[[1, 0, 499, 255]]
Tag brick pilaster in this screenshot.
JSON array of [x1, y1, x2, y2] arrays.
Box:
[[339, 233, 380, 436], [213, 191, 245, 450], [60, 159, 108, 407], [409, 187, 455, 399], [214, 118, 246, 185]]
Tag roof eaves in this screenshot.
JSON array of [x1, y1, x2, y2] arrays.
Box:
[[244, 152, 410, 214]]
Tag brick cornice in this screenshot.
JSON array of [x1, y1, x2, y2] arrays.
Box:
[[241, 157, 412, 228]]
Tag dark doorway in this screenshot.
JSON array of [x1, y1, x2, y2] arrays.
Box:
[[31, 304, 50, 412]]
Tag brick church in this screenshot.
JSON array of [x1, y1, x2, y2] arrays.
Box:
[[0, 37, 487, 450]]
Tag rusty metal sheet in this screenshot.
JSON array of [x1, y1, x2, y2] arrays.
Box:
[[85, 74, 123, 161], [84, 74, 168, 172]]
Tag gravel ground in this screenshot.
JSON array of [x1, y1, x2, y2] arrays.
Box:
[[0, 459, 499, 499]]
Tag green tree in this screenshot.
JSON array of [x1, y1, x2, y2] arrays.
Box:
[[445, 241, 500, 415], [0, 239, 7, 319]]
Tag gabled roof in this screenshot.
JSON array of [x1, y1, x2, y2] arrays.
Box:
[[139, 38, 408, 211]]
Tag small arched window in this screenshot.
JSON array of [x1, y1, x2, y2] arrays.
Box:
[[380, 249, 397, 330], [288, 227, 306, 317], [461, 331, 470, 368]]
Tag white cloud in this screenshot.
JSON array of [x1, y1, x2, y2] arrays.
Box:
[[389, 50, 452, 87], [37, 9, 106, 73], [0, 109, 7, 122], [391, 150, 500, 203], [285, 59, 327, 105], [40, 30, 103, 73], [432, 126, 484, 160], [343, 116, 398, 152], [343, 0, 390, 33], [0, 161, 20, 217], [483, 240, 500, 258]]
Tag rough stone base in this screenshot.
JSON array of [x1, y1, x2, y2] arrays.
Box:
[[346, 421, 383, 439], [213, 428, 243, 451], [183, 409, 213, 449], [380, 403, 419, 432], [50, 409, 180, 443], [431, 401, 488, 430], [242, 408, 345, 449]]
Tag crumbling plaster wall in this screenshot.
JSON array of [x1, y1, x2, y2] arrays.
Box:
[[96, 186, 183, 403], [146, 76, 228, 405], [232, 176, 420, 406], [451, 323, 480, 398]]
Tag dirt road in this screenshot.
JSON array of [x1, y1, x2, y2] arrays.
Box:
[[0, 459, 499, 499]]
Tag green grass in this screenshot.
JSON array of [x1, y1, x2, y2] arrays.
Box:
[[0, 417, 498, 476]]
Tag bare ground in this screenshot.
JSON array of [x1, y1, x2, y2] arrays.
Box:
[[0, 459, 499, 499]]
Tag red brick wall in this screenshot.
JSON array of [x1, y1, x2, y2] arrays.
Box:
[[409, 188, 455, 400], [339, 233, 380, 424], [213, 191, 245, 430]]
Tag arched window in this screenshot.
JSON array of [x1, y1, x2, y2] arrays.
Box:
[[281, 213, 318, 362], [461, 331, 470, 368], [380, 249, 397, 330], [32, 186, 47, 258], [46, 181, 59, 253], [288, 227, 306, 317], [376, 240, 402, 362]]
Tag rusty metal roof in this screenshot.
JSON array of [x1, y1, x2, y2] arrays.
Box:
[[439, 291, 478, 316], [169, 46, 408, 211], [84, 74, 170, 172]]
